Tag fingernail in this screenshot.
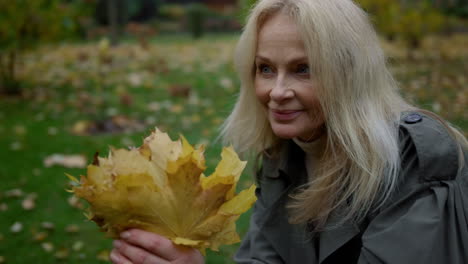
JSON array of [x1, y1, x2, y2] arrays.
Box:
[[113, 240, 123, 248], [120, 231, 131, 239], [109, 251, 119, 262]]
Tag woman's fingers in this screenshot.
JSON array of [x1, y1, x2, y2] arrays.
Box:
[[110, 249, 131, 264], [113, 239, 170, 264], [114, 229, 204, 264], [119, 229, 188, 261]]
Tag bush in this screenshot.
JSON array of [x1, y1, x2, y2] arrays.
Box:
[[0, 0, 95, 95], [237, 0, 258, 25], [397, 5, 445, 48], [186, 3, 210, 39], [159, 4, 187, 21], [357, 0, 446, 48]]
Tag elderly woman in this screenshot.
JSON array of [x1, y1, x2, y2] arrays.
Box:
[[110, 0, 468, 263]]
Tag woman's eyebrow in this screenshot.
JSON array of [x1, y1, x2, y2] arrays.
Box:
[[255, 55, 271, 63], [254, 55, 308, 65], [287, 56, 308, 64]]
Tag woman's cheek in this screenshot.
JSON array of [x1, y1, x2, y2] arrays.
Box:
[[254, 79, 270, 105]]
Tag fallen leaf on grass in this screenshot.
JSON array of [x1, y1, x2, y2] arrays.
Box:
[[219, 77, 234, 91], [168, 84, 191, 98], [10, 142, 22, 151], [0, 256, 4, 264], [41, 222, 55, 230], [191, 114, 201, 123], [144, 116, 157, 126], [71, 120, 91, 135], [0, 203, 8, 212], [34, 113, 45, 122], [204, 108, 215, 116], [33, 232, 48, 241], [47, 127, 58, 136], [169, 104, 183, 113], [13, 125, 27, 135], [71, 116, 145, 136], [147, 101, 161, 111], [212, 117, 223, 125], [68, 195, 84, 209], [181, 116, 192, 129], [22, 198, 35, 210], [72, 241, 84, 251], [54, 248, 69, 259], [65, 224, 79, 233], [32, 168, 42, 176], [105, 107, 118, 116], [10, 222, 23, 233], [202, 129, 211, 137], [22, 193, 37, 210], [41, 242, 54, 253], [96, 250, 109, 261], [4, 189, 23, 198], [127, 73, 143, 87], [68, 129, 256, 253], [44, 154, 87, 168]]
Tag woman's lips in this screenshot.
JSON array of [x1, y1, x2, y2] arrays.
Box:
[[270, 109, 302, 121]]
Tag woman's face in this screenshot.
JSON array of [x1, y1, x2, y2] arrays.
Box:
[[255, 11, 325, 141]]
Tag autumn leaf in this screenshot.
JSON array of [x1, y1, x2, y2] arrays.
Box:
[[10, 222, 23, 233], [68, 129, 256, 253], [41, 242, 54, 253], [44, 154, 87, 168], [33, 232, 48, 241]]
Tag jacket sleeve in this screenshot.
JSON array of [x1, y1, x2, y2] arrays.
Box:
[[358, 177, 468, 264], [233, 187, 285, 264], [358, 114, 468, 264]]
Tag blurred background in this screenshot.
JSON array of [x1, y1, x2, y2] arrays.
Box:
[[0, 0, 467, 263]]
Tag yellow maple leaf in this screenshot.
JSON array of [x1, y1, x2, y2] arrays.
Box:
[[68, 129, 256, 253]]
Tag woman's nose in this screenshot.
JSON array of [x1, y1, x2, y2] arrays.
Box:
[[270, 77, 294, 102]]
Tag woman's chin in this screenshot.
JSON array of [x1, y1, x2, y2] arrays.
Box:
[[270, 122, 324, 140], [271, 126, 300, 139]]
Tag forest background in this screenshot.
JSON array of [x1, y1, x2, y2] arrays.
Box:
[[0, 0, 467, 263]]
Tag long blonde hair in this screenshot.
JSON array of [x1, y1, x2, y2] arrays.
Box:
[[221, 0, 465, 227]]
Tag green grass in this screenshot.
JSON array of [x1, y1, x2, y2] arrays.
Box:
[[0, 34, 251, 263], [0, 33, 466, 264]]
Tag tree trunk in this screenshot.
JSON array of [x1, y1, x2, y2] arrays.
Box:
[[0, 53, 4, 93], [0, 53, 5, 80], [0, 50, 21, 95], [8, 50, 16, 82], [107, 0, 119, 45]]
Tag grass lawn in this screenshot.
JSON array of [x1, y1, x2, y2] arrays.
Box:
[[0, 33, 466, 264]]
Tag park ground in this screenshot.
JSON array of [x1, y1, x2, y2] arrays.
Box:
[[0, 33, 467, 263]]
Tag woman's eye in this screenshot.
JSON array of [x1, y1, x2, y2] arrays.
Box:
[[258, 64, 273, 74], [296, 64, 310, 75]]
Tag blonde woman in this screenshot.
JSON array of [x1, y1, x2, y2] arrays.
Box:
[[109, 0, 468, 263]]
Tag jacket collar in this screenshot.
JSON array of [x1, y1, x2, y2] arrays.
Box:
[[261, 140, 362, 263], [262, 140, 308, 185]]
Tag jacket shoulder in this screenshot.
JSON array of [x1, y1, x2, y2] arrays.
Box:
[[399, 111, 461, 182]]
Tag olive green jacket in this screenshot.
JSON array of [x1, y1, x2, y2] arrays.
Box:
[[234, 112, 468, 264]]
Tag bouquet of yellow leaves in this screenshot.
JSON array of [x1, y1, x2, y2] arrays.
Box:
[[67, 129, 256, 253]]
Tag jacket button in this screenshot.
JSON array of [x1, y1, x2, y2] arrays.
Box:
[[404, 113, 422, 124]]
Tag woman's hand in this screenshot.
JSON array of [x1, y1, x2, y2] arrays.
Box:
[[110, 229, 204, 264]]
